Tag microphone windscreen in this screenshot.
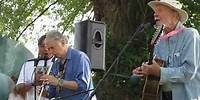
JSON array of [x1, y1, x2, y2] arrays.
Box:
[[143, 20, 156, 29], [129, 75, 141, 85]]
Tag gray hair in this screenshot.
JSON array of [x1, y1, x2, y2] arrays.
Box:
[[45, 30, 68, 44]]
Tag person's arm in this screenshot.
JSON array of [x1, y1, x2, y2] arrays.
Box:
[[160, 28, 200, 83], [61, 80, 78, 90], [72, 53, 92, 91], [41, 75, 78, 90], [41, 53, 91, 91]]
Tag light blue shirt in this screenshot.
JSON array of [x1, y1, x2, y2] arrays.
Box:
[[154, 22, 200, 100], [48, 48, 96, 100]]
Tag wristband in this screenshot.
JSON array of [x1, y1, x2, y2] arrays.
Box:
[[60, 79, 64, 87], [57, 78, 64, 90]]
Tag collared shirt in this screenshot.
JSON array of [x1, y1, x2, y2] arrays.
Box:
[[17, 58, 54, 84], [16, 58, 54, 100], [48, 48, 96, 100], [154, 22, 200, 100]]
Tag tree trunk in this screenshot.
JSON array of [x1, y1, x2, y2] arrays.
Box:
[[91, 0, 154, 100], [92, 0, 154, 40]]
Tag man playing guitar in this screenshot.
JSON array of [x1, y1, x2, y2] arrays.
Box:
[[132, 0, 200, 100]]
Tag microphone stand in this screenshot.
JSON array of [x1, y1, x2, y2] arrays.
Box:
[[33, 59, 40, 100], [33, 58, 47, 100], [88, 23, 152, 100]]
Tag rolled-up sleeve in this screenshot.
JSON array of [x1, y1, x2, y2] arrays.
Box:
[[74, 53, 91, 91]]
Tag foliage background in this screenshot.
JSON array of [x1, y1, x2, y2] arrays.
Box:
[[0, 0, 199, 99]]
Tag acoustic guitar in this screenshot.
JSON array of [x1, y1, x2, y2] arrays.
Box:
[[142, 24, 165, 100]]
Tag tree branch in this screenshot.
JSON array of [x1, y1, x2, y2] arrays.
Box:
[[16, 0, 58, 41]]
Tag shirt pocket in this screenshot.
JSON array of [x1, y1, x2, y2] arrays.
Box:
[[173, 51, 181, 67]]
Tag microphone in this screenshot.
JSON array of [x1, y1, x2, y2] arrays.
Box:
[[129, 74, 141, 86], [138, 21, 155, 33], [144, 20, 156, 28], [27, 58, 48, 62], [143, 23, 152, 29], [27, 57, 48, 66], [108, 73, 141, 85]]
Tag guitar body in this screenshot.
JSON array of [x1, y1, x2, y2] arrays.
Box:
[[142, 76, 160, 100], [141, 24, 165, 100], [142, 59, 165, 100]]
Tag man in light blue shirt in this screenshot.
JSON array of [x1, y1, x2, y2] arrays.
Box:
[[41, 30, 96, 100], [132, 0, 200, 100]]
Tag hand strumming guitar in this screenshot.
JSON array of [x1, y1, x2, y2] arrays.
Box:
[[132, 60, 161, 77]]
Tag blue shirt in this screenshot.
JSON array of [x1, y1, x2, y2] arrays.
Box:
[[154, 22, 200, 100], [48, 48, 96, 100]]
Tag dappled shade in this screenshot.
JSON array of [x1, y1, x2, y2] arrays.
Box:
[[0, 36, 34, 80]]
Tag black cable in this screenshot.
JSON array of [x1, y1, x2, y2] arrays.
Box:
[[16, 0, 58, 41], [33, 59, 40, 100], [51, 89, 95, 100]]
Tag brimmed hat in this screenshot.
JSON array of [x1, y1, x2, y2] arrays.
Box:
[[148, 0, 188, 23]]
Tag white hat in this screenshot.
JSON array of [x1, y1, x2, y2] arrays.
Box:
[[148, 0, 188, 23]]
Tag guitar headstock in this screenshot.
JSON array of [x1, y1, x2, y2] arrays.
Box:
[[150, 24, 165, 47], [148, 24, 164, 65]]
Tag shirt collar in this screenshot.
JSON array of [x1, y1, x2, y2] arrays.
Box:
[[160, 21, 185, 39], [65, 47, 72, 60], [175, 21, 185, 30]]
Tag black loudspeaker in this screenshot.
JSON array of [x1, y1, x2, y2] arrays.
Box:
[[74, 20, 106, 71]]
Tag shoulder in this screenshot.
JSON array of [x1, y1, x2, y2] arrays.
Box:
[[70, 48, 89, 59], [183, 27, 199, 38], [181, 27, 200, 46], [69, 48, 91, 64], [23, 60, 34, 67]]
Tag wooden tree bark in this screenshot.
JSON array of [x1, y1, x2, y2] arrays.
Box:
[[92, 0, 153, 40], [91, 0, 154, 100]]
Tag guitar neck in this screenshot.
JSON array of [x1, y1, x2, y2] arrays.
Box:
[[148, 46, 154, 65], [147, 24, 164, 65]]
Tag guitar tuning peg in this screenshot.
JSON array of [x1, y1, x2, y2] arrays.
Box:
[[154, 24, 165, 29]]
